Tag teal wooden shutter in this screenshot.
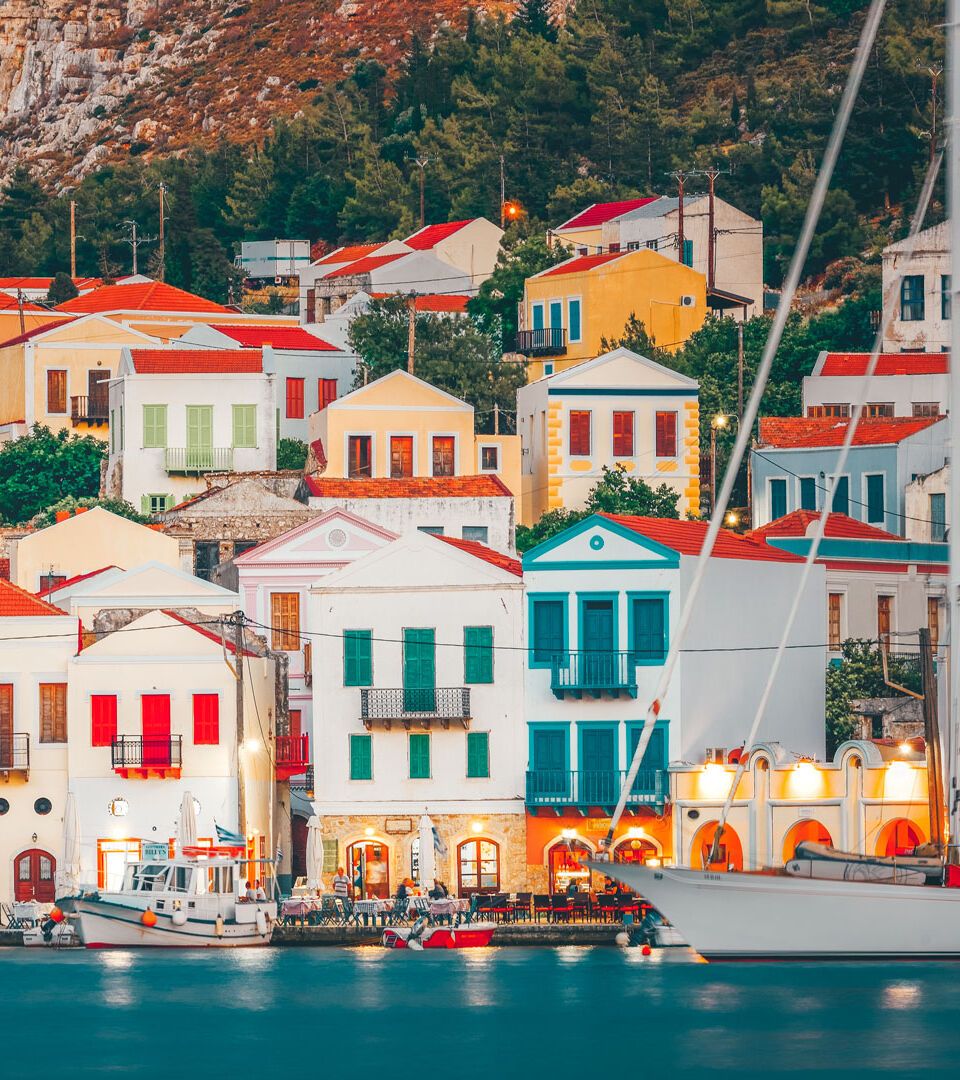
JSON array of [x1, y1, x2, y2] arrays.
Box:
[[343, 630, 372, 686], [403, 629, 436, 711], [467, 732, 489, 778], [350, 734, 372, 780], [464, 626, 493, 684], [409, 733, 430, 778], [532, 600, 564, 663], [632, 598, 665, 661]]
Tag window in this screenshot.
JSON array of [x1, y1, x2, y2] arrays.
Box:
[[612, 411, 634, 457], [913, 402, 940, 417], [567, 298, 582, 342], [348, 435, 372, 478], [390, 435, 413, 478], [462, 526, 488, 544], [531, 598, 566, 665], [543, 362, 554, 376], [39, 683, 67, 743], [0, 685, 12, 765], [626, 241, 640, 251], [457, 837, 500, 896], [569, 411, 591, 456], [343, 629, 372, 687], [549, 299, 562, 330], [232, 405, 257, 448], [464, 626, 494, 684], [877, 595, 893, 643], [531, 302, 545, 331], [479, 445, 500, 472], [807, 404, 850, 418], [418, 525, 444, 536], [194, 541, 220, 581], [143, 494, 171, 515], [928, 597, 941, 650], [193, 693, 219, 745], [799, 477, 817, 511], [466, 732, 490, 778], [286, 377, 305, 419], [350, 734, 372, 780], [682, 239, 694, 267], [88, 694, 117, 748], [865, 403, 894, 418], [38, 573, 66, 593], [930, 493, 947, 542], [831, 476, 849, 516], [865, 474, 885, 524], [319, 378, 338, 411], [234, 540, 257, 557], [409, 733, 431, 779], [432, 436, 455, 477], [270, 592, 300, 651], [631, 596, 667, 662], [655, 411, 677, 458], [645, 238, 659, 250], [142, 405, 167, 448], [769, 478, 787, 521], [901, 274, 925, 321], [828, 593, 843, 650], [942, 274, 951, 321], [46, 370, 67, 414]]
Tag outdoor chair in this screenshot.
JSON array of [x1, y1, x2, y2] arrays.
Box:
[[510, 892, 532, 922], [551, 894, 573, 923], [334, 897, 357, 925], [409, 896, 433, 923], [533, 894, 553, 922], [572, 893, 591, 921], [459, 894, 483, 925], [489, 893, 512, 923], [595, 894, 618, 922], [618, 894, 640, 919]]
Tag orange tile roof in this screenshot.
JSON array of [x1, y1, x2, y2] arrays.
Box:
[[0, 276, 101, 291], [557, 198, 659, 231], [38, 565, 120, 596], [314, 243, 385, 266], [321, 253, 407, 279], [437, 535, 521, 576], [57, 281, 230, 314], [758, 415, 944, 449], [819, 352, 949, 376], [207, 324, 339, 350], [303, 475, 513, 499], [602, 514, 805, 562], [369, 292, 470, 312], [539, 252, 628, 278], [130, 348, 263, 374], [747, 511, 903, 542], [0, 579, 69, 616], [0, 293, 55, 313], [403, 220, 473, 250]]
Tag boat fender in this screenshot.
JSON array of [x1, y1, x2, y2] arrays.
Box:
[[614, 931, 630, 947], [49, 906, 64, 924], [215, 914, 225, 938], [171, 908, 188, 927], [141, 908, 157, 927], [256, 909, 268, 936], [407, 937, 424, 951]]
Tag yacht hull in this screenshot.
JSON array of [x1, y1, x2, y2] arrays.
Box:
[[75, 897, 274, 948], [590, 862, 960, 960]]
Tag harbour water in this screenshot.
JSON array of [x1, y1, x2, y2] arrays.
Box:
[[3, 947, 958, 1078]]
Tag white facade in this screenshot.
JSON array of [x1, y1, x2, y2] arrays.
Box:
[[802, 351, 948, 418], [403, 218, 504, 285], [881, 222, 950, 352], [905, 464, 949, 543]]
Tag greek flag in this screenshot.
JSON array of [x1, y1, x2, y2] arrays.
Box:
[[432, 826, 448, 857], [216, 824, 246, 846]]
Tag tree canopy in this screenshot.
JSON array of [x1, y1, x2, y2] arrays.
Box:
[[0, 426, 106, 525]]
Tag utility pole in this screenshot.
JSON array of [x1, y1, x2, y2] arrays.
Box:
[[407, 295, 417, 374], [69, 200, 77, 280], [16, 290, 25, 335], [499, 154, 506, 229], [410, 156, 430, 229], [919, 626, 947, 852], [737, 321, 744, 422], [119, 219, 156, 276], [158, 183, 166, 282], [702, 165, 721, 291], [668, 169, 690, 263], [917, 59, 944, 163], [494, 402, 500, 435], [228, 612, 248, 847]]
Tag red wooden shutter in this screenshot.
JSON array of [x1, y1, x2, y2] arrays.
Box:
[[193, 693, 220, 745], [289, 709, 302, 740], [569, 411, 591, 456], [319, 378, 337, 411], [655, 411, 677, 457], [141, 694, 172, 766], [286, 378, 305, 419], [613, 411, 634, 456], [91, 695, 117, 747]]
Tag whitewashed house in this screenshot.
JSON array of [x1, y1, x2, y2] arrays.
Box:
[[803, 351, 948, 419], [881, 222, 950, 352], [905, 463, 949, 544], [104, 346, 279, 512], [308, 531, 526, 897]]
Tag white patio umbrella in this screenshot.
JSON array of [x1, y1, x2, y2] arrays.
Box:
[[305, 815, 324, 893], [59, 791, 82, 896], [418, 814, 436, 893], [178, 790, 198, 852]]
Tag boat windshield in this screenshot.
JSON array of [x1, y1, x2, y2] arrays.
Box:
[[139, 864, 170, 892], [169, 865, 195, 893], [205, 865, 235, 896]]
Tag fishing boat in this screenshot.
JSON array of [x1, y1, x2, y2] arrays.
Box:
[[381, 918, 496, 950], [74, 847, 277, 948]]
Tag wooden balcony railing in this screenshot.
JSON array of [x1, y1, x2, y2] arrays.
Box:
[[275, 733, 310, 781], [70, 395, 109, 424]]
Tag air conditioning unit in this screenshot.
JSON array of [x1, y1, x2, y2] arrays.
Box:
[[704, 747, 728, 764], [680, 294, 697, 307]]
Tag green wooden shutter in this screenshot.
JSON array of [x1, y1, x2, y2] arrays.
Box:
[[232, 405, 257, 448], [409, 733, 430, 779], [143, 405, 166, 448], [466, 731, 489, 778], [140, 495, 151, 515], [350, 734, 372, 780], [321, 837, 339, 873], [187, 405, 213, 467], [533, 600, 564, 663], [403, 629, 436, 711], [344, 630, 372, 687], [464, 626, 493, 684]]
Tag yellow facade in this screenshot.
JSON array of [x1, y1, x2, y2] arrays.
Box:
[[522, 249, 707, 380], [0, 310, 69, 345]]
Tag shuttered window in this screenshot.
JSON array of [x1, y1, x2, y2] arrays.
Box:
[[0, 685, 14, 762], [270, 593, 300, 651], [464, 626, 494, 684], [569, 411, 591, 456], [349, 734, 372, 780], [39, 683, 67, 743], [828, 593, 843, 650], [232, 405, 257, 448], [432, 436, 455, 477], [612, 411, 634, 457], [90, 694, 117, 747], [531, 599, 566, 664], [343, 630, 373, 687], [193, 693, 220, 745], [319, 378, 338, 411], [655, 411, 677, 457], [631, 597, 667, 662], [466, 732, 489, 778], [46, 370, 67, 414], [286, 377, 305, 419], [142, 405, 167, 448], [409, 733, 431, 779]]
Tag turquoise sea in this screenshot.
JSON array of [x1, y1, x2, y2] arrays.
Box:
[[2, 947, 958, 1078]]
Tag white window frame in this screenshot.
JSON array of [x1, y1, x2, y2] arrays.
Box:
[[344, 430, 376, 479], [768, 476, 788, 521], [477, 443, 501, 474]]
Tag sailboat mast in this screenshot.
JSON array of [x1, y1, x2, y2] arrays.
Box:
[[948, 0, 960, 862]]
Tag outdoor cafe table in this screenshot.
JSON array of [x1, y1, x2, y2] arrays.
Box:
[[280, 897, 326, 922], [12, 901, 43, 927]]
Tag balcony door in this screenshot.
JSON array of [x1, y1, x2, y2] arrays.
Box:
[[186, 405, 213, 470], [403, 629, 436, 712], [628, 725, 665, 797], [0, 684, 11, 769], [88, 369, 110, 416], [581, 599, 615, 687], [580, 727, 617, 804], [142, 694, 172, 768], [531, 727, 568, 797]]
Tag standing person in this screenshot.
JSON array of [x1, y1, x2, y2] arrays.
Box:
[[332, 866, 350, 898]]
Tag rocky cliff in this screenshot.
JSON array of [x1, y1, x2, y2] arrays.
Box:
[[0, 0, 506, 179]]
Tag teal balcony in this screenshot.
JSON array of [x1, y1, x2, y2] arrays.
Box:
[[164, 447, 234, 474], [550, 651, 638, 700], [525, 768, 666, 813]]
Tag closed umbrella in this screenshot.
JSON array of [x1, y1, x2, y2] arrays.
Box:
[[306, 815, 324, 893], [418, 814, 436, 893], [59, 791, 82, 896], [178, 790, 198, 852]]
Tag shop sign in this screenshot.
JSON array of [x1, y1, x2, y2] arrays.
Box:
[[385, 817, 413, 834], [142, 842, 168, 861], [583, 819, 612, 834]]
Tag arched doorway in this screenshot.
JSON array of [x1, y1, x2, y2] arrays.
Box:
[[457, 838, 501, 896], [877, 819, 924, 857], [690, 821, 743, 871], [612, 837, 659, 867], [346, 840, 390, 899], [547, 839, 594, 892], [291, 816, 308, 881], [14, 848, 56, 902], [782, 820, 833, 863]]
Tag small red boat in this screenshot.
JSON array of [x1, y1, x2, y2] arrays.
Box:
[[381, 920, 496, 949]]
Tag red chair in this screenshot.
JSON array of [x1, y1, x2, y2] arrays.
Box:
[[533, 894, 552, 922]]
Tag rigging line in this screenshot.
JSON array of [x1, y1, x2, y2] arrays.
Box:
[[709, 144, 945, 856], [600, 0, 890, 855]]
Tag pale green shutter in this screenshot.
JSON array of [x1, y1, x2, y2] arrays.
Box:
[[321, 837, 339, 873], [140, 495, 151, 515], [350, 734, 372, 780], [467, 732, 489, 778], [232, 405, 256, 448], [343, 630, 372, 687], [186, 406, 213, 467], [409, 733, 430, 779], [464, 626, 494, 684], [143, 405, 167, 448]]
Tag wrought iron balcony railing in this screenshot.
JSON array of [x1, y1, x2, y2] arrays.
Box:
[[164, 447, 234, 474], [360, 687, 472, 729], [112, 735, 183, 774], [70, 394, 109, 424], [0, 733, 29, 773], [550, 651, 640, 699], [525, 768, 666, 809], [514, 328, 568, 357]]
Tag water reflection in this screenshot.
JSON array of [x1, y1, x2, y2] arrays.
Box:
[[883, 981, 922, 1010]]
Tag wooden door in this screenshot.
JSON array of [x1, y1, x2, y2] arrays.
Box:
[[390, 436, 413, 478], [14, 849, 56, 903], [141, 694, 171, 767], [88, 369, 110, 416], [581, 600, 615, 686], [402, 628, 436, 712]]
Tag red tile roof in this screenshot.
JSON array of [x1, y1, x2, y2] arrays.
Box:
[[207, 324, 338, 351], [314, 243, 385, 266], [557, 198, 660, 231], [58, 282, 230, 314], [130, 348, 263, 374], [0, 559, 8, 581], [0, 276, 101, 291], [369, 292, 470, 312], [437, 535, 522, 576], [321, 253, 407, 279], [38, 565, 120, 596], [539, 252, 628, 278], [602, 514, 805, 562], [758, 415, 943, 449], [0, 579, 69, 616], [0, 293, 55, 313], [303, 475, 513, 499], [162, 609, 260, 657], [403, 220, 473, 250], [748, 511, 903, 543], [0, 318, 75, 348], [819, 352, 949, 377]]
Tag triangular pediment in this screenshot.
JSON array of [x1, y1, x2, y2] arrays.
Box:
[[523, 515, 680, 570], [235, 508, 397, 567], [548, 347, 698, 391]]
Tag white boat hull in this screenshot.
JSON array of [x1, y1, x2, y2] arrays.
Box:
[[592, 861, 960, 960], [75, 897, 275, 948]]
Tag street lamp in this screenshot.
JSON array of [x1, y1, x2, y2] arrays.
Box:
[[710, 414, 737, 514]]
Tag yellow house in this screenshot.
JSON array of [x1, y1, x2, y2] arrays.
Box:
[[518, 248, 707, 380], [0, 295, 72, 346], [307, 369, 521, 507]]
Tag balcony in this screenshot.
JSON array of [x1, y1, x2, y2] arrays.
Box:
[[514, 328, 568, 357], [360, 687, 472, 730], [70, 395, 109, 425], [164, 447, 234, 474], [0, 733, 29, 777], [525, 768, 666, 814], [275, 733, 310, 781], [550, 652, 639, 700], [111, 735, 183, 778]]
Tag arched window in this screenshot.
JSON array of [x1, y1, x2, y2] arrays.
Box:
[[14, 848, 56, 902], [457, 838, 500, 896], [782, 819, 833, 863], [690, 821, 744, 872], [547, 840, 594, 892], [613, 837, 659, 866]]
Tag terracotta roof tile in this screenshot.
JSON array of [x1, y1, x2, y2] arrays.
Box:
[[303, 475, 513, 499], [403, 220, 473, 250], [758, 415, 944, 449], [58, 282, 229, 314], [321, 253, 407, 279], [0, 579, 69, 616], [314, 243, 385, 265], [539, 252, 629, 278], [601, 514, 805, 562], [747, 511, 904, 542], [436, 535, 521, 576], [369, 292, 470, 312], [557, 198, 659, 231], [0, 293, 55, 313], [130, 348, 263, 374], [207, 324, 339, 350], [819, 352, 949, 376], [0, 558, 9, 581]]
